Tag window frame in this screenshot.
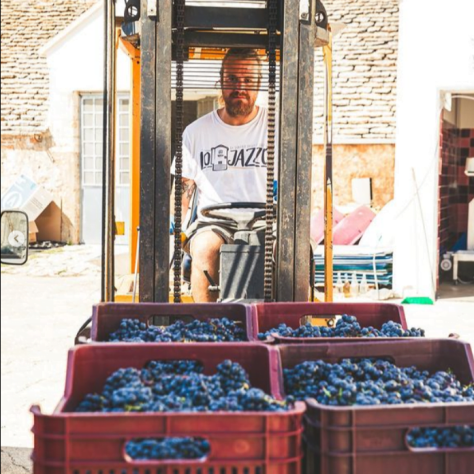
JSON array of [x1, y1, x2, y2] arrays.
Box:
[[80, 93, 131, 188]]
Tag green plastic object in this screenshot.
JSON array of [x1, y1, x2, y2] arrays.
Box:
[[401, 297, 434, 305]]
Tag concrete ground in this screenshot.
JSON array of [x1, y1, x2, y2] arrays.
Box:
[[2, 246, 102, 473], [1, 274, 101, 473], [1, 246, 473, 473]]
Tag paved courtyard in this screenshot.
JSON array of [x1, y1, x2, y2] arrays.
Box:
[[1, 245, 473, 473]]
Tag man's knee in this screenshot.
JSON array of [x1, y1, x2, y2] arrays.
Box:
[[190, 231, 224, 261]]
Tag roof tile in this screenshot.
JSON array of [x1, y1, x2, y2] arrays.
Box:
[[1, 0, 97, 134], [2, 0, 398, 142], [314, 0, 398, 142]]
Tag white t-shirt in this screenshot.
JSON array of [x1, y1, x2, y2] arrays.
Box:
[[177, 107, 274, 219]]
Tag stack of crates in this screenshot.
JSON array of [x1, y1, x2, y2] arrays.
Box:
[[251, 302, 474, 474], [31, 302, 474, 474], [32, 303, 302, 473]]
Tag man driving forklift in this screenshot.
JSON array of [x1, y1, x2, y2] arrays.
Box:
[[173, 48, 275, 302]]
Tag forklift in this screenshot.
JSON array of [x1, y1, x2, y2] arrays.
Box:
[[100, 0, 336, 305]]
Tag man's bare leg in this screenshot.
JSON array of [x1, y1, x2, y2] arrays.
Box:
[[190, 230, 224, 302]]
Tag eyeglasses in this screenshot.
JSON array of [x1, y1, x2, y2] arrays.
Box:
[[222, 74, 260, 90]]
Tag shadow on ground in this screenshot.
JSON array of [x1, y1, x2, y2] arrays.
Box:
[[437, 281, 474, 302]]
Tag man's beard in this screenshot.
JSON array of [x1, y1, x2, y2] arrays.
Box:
[[224, 92, 256, 117]]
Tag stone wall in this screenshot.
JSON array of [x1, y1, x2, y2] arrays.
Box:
[[1, 0, 95, 243], [1, 131, 81, 243], [313, 0, 399, 143], [1, 0, 96, 134]]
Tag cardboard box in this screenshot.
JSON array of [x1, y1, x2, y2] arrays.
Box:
[[29, 221, 38, 244], [35, 202, 62, 242], [1, 175, 53, 221]]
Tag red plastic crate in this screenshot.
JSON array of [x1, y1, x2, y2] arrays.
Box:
[[31, 343, 305, 474], [89, 302, 254, 342], [250, 302, 409, 343], [276, 340, 474, 474]]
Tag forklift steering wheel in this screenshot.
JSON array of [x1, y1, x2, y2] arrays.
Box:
[[200, 202, 268, 231]]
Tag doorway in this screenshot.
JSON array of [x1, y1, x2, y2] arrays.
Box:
[[437, 93, 474, 297]]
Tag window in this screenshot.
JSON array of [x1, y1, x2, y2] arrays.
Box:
[[81, 95, 130, 186], [117, 98, 130, 185]]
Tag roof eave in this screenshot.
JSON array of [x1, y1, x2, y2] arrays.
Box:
[[39, 1, 102, 58]]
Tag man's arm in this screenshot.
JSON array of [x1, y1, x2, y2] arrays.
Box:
[[181, 177, 196, 221]]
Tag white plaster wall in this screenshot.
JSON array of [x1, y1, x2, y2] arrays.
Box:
[[459, 97, 474, 128], [39, 4, 131, 242], [393, 0, 474, 299], [45, 5, 131, 153], [444, 99, 458, 126]]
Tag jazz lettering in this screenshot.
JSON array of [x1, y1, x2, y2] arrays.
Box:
[[200, 145, 267, 172]]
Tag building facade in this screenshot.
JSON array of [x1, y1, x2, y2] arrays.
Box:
[[1, 0, 400, 244], [1, 0, 97, 243], [393, 0, 474, 299]]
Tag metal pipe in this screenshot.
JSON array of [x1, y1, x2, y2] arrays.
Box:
[[101, 0, 110, 302], [293, 0, 316, 302], [129, 45, 141, 275], [323, 32, 334, 302], [102, 1, 117, 302], [275, 0, 300, 301], [153, 0, 173, 302], [107, 23, 118, 302], [133, 227, 140, 303]]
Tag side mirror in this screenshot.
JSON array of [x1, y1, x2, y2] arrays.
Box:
[[1, 211, 29, 266]]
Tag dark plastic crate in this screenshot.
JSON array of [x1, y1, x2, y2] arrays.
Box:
[[31, 343, 305, 474], [89, 302, 254, 342], [276, 340, 474, 474], [250, 302, 409, 343]]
